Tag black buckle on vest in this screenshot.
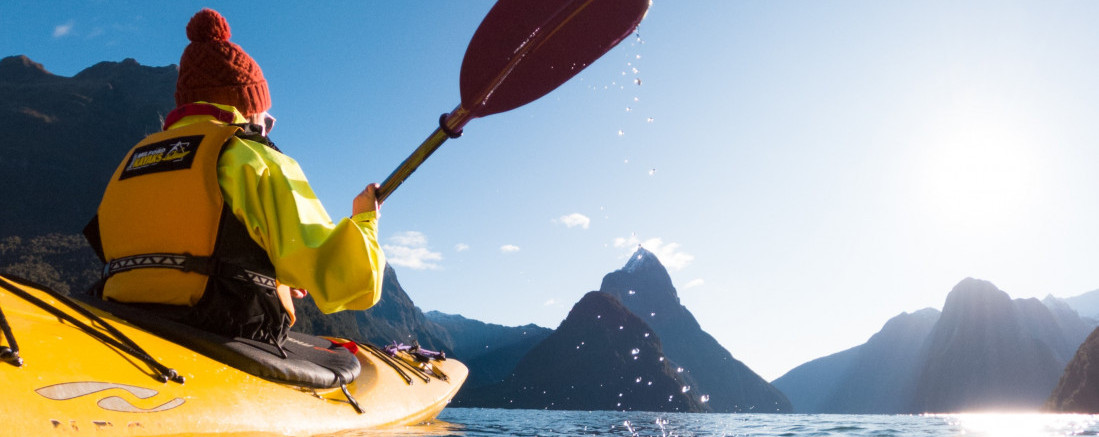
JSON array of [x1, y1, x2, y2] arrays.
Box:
[[180, 255, 213, 275]]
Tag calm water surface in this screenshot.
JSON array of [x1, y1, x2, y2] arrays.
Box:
[[328, 409, 1099, 436]]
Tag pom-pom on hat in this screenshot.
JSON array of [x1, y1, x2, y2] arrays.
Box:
[[175, 8, 270, 115]]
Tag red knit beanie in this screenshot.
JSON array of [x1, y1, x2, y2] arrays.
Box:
[[175, 9, 270, 115]]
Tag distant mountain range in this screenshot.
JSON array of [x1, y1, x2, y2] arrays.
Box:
[[774, 278, 1097, 413], [7, 55, 1099, 414]]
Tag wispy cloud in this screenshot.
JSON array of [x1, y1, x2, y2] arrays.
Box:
[[554, 213, 591, 230], [454, 243, 470, 252], [389, 231, 427, 247], [53, 21, 75, 38], [500, 244, 521, 253], [543, 299, 556, 306], [383, 231, 442, 270], [683, 279, 705, 289], [613, 235, 695, 270]]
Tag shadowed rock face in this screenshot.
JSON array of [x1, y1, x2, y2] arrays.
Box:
[[775, 278, 1096, 414], [292, 264, 452, 352], [459, 291, 707, 412], [773, 308, 940, 413], [425, 310, 553, 398], [1047, 327, 1099, 413], [912, 278, 1064, 412], [599, 248, 792, 413], [0, 55, 178, 238]]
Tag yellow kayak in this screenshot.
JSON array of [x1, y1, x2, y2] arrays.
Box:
[[0, 274, 466, 435]]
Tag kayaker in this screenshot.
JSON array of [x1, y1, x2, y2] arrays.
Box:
[[84, 8, 386, 347]]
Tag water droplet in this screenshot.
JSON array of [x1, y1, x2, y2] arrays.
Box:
[[631, 348, 640, 355], [676, 367, 684, 373], [625, 107, 632, 112], [700, 394, 710, 403], [618, 392, 624, 397], [681, 385, 691, 393], [632, 67, 639, 75], [634, 78, 642, 86], [617, 130, 625, 136], [628, 290, 636, 295], [636, 377, 642, 383], [647, 381, 653, 386], [650, 312, 656, 317], [619, 325, 624, 330], [659, 357, 664, 362], [644, 332, 650, 338], [597, 315, 602, 319], [648, 168, 656, 176], [647, 117, 655, 123], [636, 54, 642, 59], [634, 97, 640, 102]]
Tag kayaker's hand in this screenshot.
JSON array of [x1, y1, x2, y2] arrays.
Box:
[[290, 288, 307, 299], [353, 183, 381, 215]]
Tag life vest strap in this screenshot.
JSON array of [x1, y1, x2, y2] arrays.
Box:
[[104, 253, 276, 291]]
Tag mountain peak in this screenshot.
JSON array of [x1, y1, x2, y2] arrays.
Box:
[[623, 246, 662, 273], [73, 58, 177, 82], [942, 277, 1011, 313], [0, 55, 56, 82], [468, 291, 707, 412]]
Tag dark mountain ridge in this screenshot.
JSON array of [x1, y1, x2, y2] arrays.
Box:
[[0, 55, 177, 237]]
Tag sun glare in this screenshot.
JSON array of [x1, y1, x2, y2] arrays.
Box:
[[910, 100, 1043, 237], [937, 413, 1098, 437]]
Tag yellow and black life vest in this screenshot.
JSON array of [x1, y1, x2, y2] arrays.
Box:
[[85, 116, 291, 346]]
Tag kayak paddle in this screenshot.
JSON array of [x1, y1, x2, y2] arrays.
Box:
[[377, 0, 651, 202]]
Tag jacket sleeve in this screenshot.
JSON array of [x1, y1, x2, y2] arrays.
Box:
[[216, 138, 386, 313]]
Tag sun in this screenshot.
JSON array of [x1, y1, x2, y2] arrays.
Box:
[[909, 99, 1044, 237]]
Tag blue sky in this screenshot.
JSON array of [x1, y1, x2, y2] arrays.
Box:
[[5, 1, 1099, 381]]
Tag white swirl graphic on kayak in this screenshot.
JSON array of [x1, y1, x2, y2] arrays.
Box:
[[35, 381, 185, 413]]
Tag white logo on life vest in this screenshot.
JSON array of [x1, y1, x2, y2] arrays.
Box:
[[119, 134, 204, 180], [126, 140, 192, 171]]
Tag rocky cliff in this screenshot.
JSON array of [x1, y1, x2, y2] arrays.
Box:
[[1046, 327, 1099, 412]]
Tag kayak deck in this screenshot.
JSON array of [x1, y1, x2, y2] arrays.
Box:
[[0, 275, 466, 435]]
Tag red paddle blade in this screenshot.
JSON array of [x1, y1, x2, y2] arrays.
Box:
[[458, 0, 650, 122]]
